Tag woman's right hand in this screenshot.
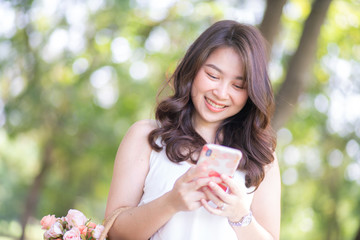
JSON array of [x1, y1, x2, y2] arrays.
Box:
[[167, 165, 221, 212]]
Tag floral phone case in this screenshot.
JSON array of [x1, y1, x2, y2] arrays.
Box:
[[197, 144, 242, 191]]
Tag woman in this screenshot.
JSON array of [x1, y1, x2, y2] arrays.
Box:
[[105, 20, 281, 240]]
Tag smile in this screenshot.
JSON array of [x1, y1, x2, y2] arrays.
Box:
[[205, 97, 228, 110]]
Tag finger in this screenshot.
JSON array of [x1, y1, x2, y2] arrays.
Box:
[[200, 199, 224, 216], [182, 165, 208, 182], [202, 186, 223, 208], [209, 176, 223, 184], [186, 191, 209, 211], [176, 189, 208, 211], [220, 174, 242, 195], [191, 190, 207, 201], [208, 181, 231, 202], [188, 177, 214, 191]]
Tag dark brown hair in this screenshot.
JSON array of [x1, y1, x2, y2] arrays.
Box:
[[148, 20, 276, 188]]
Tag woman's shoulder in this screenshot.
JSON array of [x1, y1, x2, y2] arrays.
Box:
[[117, 120, 157, 164], [129, 119, 158, 134], [123, 119, 157, 143]]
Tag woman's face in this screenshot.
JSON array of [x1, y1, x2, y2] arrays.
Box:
[[191, 46, 248, 128]]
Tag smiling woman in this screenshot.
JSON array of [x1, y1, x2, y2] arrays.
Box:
[[105, 20, 280, 240], [191, 47, 249, 131]]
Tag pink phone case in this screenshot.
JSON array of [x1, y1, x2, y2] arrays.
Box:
[[197, 144, 242, 190]]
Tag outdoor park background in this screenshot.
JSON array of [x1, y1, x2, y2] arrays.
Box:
[[0, 0, 359, 239]]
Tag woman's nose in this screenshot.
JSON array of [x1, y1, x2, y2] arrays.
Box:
[[213, 82, 229, 100]]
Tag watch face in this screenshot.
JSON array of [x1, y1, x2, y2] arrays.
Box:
[[241, 215, 252, 226]]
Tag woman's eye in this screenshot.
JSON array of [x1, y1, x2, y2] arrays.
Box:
[[207, 73, 218, 79], [234, 84, 245, 89]]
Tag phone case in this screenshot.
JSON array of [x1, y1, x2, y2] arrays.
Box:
[[197, 144, 242, 181]]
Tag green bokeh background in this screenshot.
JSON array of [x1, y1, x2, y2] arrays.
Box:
[[0, 0, 359, 239]]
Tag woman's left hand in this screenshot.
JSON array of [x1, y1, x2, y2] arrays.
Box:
[[200, 174, 250, 222]]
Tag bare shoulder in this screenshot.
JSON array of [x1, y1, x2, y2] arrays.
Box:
[[264, 152, 280, 173], [121, 119, 157, 145], [117, 119, 158, 162], [105, 120, 158, 215], [251, 152, 281, 239], [128, 119, 157, 135], [254, 152, 280, 198]]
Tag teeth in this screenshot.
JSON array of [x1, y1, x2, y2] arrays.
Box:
[[206, 98, 226, 109]]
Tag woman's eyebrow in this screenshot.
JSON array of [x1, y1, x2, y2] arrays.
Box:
[[205, 63, 222, 73], [205, 63, 244, 80]]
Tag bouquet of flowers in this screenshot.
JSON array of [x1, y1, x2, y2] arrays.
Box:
[[40, 209, 105, 240]]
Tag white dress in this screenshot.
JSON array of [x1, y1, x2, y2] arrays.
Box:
[[138, 142, 255, 240]]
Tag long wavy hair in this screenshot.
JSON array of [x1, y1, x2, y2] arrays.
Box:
[[148, 20, 276, 188]]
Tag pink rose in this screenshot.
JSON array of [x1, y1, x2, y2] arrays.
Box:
[[92, 224, 104, 239], [65, 209, 87, 227], [46, 221, 63, 238], [78, 225, 88, 235], [40, 214, 57, 230], [43, 230, 51, 240], [87, 221, 97, 230], [63, 227, 81, 240], [86, 222, 96, 232]]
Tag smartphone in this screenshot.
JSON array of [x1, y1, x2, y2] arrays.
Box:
[[197, 144, 242, 191]]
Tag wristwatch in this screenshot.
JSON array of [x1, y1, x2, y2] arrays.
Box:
[[228, 210, 253, 227]]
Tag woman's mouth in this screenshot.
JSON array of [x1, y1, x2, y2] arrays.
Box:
[[205, 97, 228, 112]]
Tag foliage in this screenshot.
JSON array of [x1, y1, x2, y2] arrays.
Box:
[[0, 0, 359, 239], [275, 0, 360, 239]]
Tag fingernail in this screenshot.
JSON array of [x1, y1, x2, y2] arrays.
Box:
[[209, 182, 216, 187]]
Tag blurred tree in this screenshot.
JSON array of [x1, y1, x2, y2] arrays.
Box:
[[259, 0, 287, 54], [0, 0, 359, 240], [270, 0, 360, 239], [272, 0, 333, 130]]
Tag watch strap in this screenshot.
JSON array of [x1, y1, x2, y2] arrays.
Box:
[[228, 210, 253, 227]]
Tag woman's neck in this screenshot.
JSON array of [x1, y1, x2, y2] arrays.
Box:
[[192, 119, 222, 144]]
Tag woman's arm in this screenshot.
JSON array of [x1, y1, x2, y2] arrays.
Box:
[[105, 120, 218, 240], [248, 154, 281, 239], [105, 119, 165, 239], [201, 154, 281, 240]]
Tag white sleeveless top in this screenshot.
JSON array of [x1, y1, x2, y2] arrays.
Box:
[[138, 142, 255, 240]]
